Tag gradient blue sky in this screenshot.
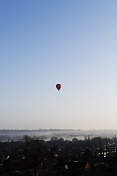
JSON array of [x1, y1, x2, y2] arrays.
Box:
[[0, 0, 117, 130]]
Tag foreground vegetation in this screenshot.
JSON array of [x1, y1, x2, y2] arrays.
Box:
[[0, 136, 117, 176]]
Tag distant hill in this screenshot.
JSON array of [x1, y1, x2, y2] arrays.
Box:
[[0, 129, 117, 141]]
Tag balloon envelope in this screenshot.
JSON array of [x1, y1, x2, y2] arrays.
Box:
[[56, 84, 61, 91]]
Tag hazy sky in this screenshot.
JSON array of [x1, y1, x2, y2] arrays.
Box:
[[1, 0, 117, 130]]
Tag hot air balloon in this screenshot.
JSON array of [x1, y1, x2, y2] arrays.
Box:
[[56, 84, 61, 91]]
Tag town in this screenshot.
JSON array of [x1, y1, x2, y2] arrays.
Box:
[[0, 136, 117, 176]]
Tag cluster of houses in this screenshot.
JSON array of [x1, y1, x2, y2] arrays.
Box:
[[0, 136, 117, 175]]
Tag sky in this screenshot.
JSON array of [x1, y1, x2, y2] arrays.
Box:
[[0, 0, 117, 130]]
